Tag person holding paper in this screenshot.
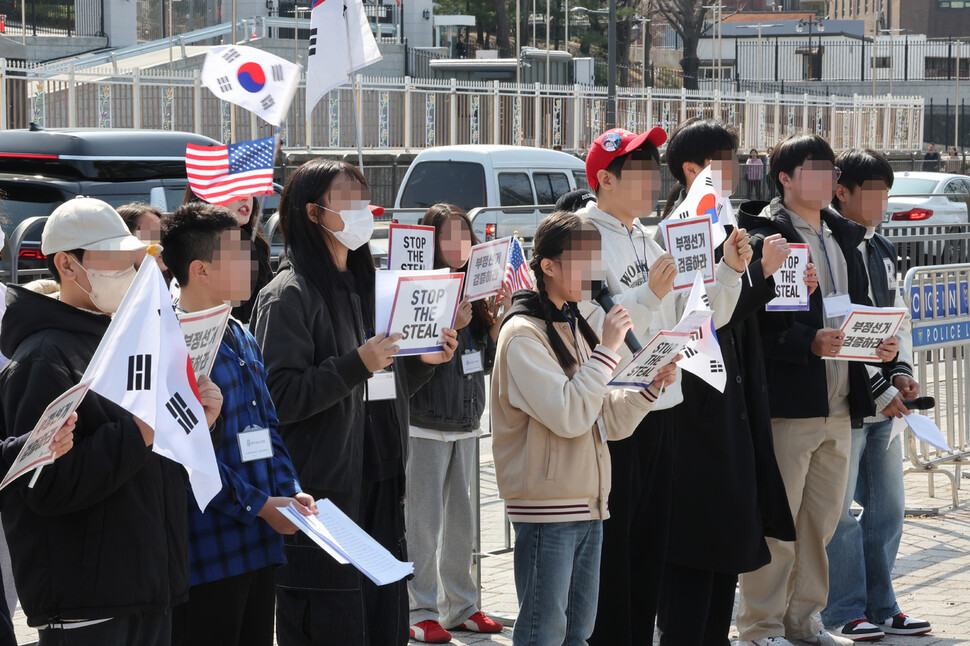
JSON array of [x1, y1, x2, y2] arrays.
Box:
[[405, 204, 508, 642], [252, 160, 457, 646], [0, 197, 222, 645], [160, 202, 318, 646], [821, 149, 931, 641], [654, 118, 800, 646], [182, 188, 274, 324], [491, 211, 679, 646], [736, 134, 879, 646], [576, 127, 749, 646]]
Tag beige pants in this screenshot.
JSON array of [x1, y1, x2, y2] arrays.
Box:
[[737, 411, 852, 641]]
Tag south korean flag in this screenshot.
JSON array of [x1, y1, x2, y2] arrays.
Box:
[[201, 44, 301, 127], [83, 259, 221, 511], [677, 272, 727, 393]]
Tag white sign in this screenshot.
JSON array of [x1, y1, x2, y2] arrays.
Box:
[[660, 215, 715, 292], [827, 306, 908, 362], [178, 304, 232, 378], [766, 243, 811, 312], [609, 331, 692, 389], [387, 224, 435, 271], [0, 381, 90, 492], [464, 237, 512, 301], [385, 273, 464, 355]]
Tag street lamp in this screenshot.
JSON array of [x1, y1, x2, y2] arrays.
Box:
[[294, 6, 310, 64], [737, 22, 781, 92], [703, 2, 723, 92], [636, 16, 652, 89], [570, 5, 616, 129], [795, 16, 824, 81]]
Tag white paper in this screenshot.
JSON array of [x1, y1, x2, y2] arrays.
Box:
[[0, 381, 90, 491], [660, 215, 715, 292], [177, 303, 232, 378], [826, 306, 908, 362], [766, 243, 810, 312], [375, 269, 449, 335], [281, 499, 414, 586], [387, 224, 435, 271], [890, 413, 951, 452], [464, 237, 512, 301], [609, 331, 693, 389], [674, 273, 727, 393], [385, 272, 464, 355]]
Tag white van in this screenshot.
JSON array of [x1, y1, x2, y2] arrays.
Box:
[[393, 145, 588, 243]]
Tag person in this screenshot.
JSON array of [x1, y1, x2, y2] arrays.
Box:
[[736, 134, 896, 646], [491, 210, 679, 646], [947, 146, 963, 173], [922, 143, 941, 172], [576, 127, 750, 646], [555, 188, 596, 213], [251, 159, 458, 646], [182, 188, 274, 324], [822, 149, 932, 641], [747, 148, 765, 200], [0, 196, 221, 645], [161, 202, 318, 646], [455, 32, 467, 58], [405, 204, 507, 643], [655, 119, 801, 646], [766, 147, 776, 198], [118, 203, 172, 281]]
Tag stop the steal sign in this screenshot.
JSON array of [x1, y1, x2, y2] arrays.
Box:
[[385, 273, 465, 355]]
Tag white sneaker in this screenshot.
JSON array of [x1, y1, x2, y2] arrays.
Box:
[[878, 612, 932, 635], [790, 630, 855, 646], [737, 638, 796, 646], [834, 619, 885, 641]]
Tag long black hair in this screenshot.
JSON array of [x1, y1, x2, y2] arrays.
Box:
[[420, 203, 494, 338], [528, 211, 600, 370], [662, 118, 739, 217], [278, 159, 376, 327]]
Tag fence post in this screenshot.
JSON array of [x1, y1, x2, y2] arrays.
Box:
[[0, 59, 7, 132], [773, 92, 780, 144], [853, 94, 862, 148], [802, 93, 808, 132], [534, 83, 542, 148], [574, 84, 583, 151], [193, 69, 202, 134], [404, 76, 412, 152], [680, 87, 686, 123], [646, 86, 653, 130], [133, 68, 142, 130], [67, 64, 76, 128], [492, 80, 500, 145], [449, 78, 457, 145]]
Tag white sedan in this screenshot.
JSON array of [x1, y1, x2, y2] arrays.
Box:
[[885, 171, 970, 225]]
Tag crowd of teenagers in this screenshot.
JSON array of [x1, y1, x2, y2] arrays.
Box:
[[0, 119, 932, 646]]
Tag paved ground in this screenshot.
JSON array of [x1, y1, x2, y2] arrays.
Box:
[[12, 444, 970, 645]]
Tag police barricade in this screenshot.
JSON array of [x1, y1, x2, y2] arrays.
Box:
[[884, 222, 970, 277], [902, 263, 970, 508]]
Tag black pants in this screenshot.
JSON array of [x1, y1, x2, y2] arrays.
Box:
[[657, 563, 738, 646], [276, 477, 408, 646], [589, 409, 675, 646], [37, 612, 171, 646], [172, 566, 276, 646]]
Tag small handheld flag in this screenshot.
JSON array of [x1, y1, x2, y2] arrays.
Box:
[[185, 137, 276, 206]]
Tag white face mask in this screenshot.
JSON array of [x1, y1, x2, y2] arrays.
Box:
[[315, 201, 374, 251], [72, 258, 136, 314], [864, 226, 877, 240]]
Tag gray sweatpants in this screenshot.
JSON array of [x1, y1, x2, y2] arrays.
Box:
[[405, 436, 479, 628]]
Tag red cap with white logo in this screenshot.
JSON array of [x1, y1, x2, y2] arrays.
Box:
[[585, 127, 667, 190]]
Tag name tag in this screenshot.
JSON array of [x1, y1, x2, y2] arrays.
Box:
[[238, 426, 273, 462], [596, 414, 608, 444], [461, 350, 484, 375], [823, 293, 852, 320], [365, 370, 397, 401], [883, 257, 899, 292]]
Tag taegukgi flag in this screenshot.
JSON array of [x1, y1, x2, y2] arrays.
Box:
[[82, 258, 221, 511], [306, 0, 382, 114], [201, 44, 301, 126], [677, 272, 727, 393]]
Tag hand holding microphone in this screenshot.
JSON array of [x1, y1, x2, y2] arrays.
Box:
[[593, 283, 642, 353]]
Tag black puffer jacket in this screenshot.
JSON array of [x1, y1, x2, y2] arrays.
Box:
[[0, 285, 189, 627]]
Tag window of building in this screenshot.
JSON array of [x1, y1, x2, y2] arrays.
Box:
[[939, 0, 970, 6]]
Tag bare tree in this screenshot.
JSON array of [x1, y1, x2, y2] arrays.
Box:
[[655, 0, 709, 89]]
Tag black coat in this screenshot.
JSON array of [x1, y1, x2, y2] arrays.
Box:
[[737, 200, 876, 424], [667, 249, 796, 574], [0, 286, 189, 627]]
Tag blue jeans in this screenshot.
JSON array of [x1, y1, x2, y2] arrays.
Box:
[[512, 520, 603, 646], [822, 419, 905, 628]]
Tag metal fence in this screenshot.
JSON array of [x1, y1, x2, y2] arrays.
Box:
[[8, 60, 925, 154], [0, 0, 103, 37]]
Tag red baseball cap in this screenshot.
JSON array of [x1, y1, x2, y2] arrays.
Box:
[[369, 204, 385, 217], [585, 127, 667, 190]]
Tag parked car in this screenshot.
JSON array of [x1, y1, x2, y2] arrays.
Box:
[[885, 171, 970, 225], [393, 145, 588, 244]]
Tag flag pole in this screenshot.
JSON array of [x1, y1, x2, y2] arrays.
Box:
[[353, 74, 365, 171]]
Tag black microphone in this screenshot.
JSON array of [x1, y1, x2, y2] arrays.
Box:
[[902, 397, 935, 410], [593, 282, 642, 353]]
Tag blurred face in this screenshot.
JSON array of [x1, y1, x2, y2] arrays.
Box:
[[438, 216, 473, 269], [929, 144, 936, 153], [613, 157, 661, 216], [710, 150, 740, 196], [782, 159, 838, 210], [836, 179, 889, 227], [546, 226, 602, 303], [313, 172, 371, 233], [750, 149, 758, 158], [225, 196, 255, 226], [201, 229, 254, 305], [133, 212, 167, 272]]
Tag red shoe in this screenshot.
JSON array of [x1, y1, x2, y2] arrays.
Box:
[[409, 620, 452, 643], [458, 611, 503, 633]]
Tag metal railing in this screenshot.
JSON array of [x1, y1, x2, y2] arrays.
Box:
[[0, 0, 104, 38]]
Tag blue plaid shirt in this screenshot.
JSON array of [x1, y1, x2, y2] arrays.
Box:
[[187, 319, 302, 586]]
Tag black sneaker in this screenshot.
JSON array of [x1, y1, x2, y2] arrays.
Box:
[[878, 613, 932, 636], [835, 620, 885, 641]]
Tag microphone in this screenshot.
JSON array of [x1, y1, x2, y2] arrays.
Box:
[[593, 282, 642, 353], [902, 397, 935, 411]]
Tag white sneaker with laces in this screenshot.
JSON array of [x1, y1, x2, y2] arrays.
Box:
[[790, 630, 855, 646], [737, 638, 797, 646]]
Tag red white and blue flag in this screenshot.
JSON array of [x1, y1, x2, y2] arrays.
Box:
[[503, 237, 535, 293], [185, 137, 276, 206], [200, 45, 301, 126]]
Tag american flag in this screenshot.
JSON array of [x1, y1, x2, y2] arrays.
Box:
[[503, 237, 535, 293], [185, 137, 276, 206]]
